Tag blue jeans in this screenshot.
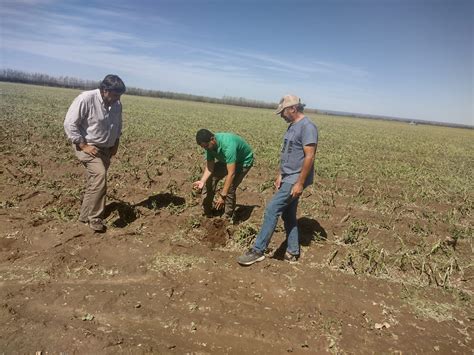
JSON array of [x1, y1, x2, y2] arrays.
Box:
[[253, 182, 300, 255]]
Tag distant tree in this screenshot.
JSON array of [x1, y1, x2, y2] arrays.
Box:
[[0, 69, 98, 90], [0, 69, 282, 110]]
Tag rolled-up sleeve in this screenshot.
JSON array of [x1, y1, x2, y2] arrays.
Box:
[[64, 96, 86, 144]]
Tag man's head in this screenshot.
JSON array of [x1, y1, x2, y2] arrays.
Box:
[[275, 94, 306, 123], [196, 129, 217, 150], [99, 74, 126, 106]]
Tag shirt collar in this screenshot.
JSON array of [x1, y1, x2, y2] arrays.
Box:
[[215, 136, 223, 155], [95, 89, 104, 105], [289, 116, 307, 127], [96, 88, 120, 109]]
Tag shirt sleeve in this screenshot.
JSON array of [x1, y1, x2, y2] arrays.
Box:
[[64, 95, 87, 144], [223, 141, 237, 164], [302, 122, 318, 146]]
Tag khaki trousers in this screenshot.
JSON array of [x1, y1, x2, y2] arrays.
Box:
[[202, 162, 251, 218], [74, 146, 112, 222]]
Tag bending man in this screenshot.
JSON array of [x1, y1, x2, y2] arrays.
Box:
[[193, 129, 254, 222]]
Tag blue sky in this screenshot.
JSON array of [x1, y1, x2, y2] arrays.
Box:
[[1, 0, 472, 125]]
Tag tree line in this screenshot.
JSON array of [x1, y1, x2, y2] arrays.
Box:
[[2, 69, 471, 129], [0, 68, 277, 110]]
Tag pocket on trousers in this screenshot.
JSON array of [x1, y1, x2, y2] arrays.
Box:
[[74, 147, 94, 163], [280, 183, 296, 203]]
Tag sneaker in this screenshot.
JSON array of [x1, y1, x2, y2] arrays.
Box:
[[284, 252, 299, 263], [89, 218, 106, 233], [237, 249, 265, 266]]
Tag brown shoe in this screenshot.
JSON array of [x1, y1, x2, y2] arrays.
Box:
[[89, 218, 106, 232]]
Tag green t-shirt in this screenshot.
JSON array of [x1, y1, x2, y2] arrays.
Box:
[[205, 132, 254, 169]]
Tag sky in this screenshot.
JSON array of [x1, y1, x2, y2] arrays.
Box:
[[1, 0, 472, 125]]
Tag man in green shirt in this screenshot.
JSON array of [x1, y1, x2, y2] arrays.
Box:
[[193, 129, 254, 221]]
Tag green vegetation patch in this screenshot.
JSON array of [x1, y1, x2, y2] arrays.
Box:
[[149, 253, 206, 273]]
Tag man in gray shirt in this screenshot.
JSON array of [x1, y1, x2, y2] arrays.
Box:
[[238, 95, 318, 265], [64, 74, 126, 232]]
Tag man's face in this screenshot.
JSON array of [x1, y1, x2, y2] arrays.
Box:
[[101, 90, 122, 106], [280, 106, 295, 123], [200, 137, 217, 150]]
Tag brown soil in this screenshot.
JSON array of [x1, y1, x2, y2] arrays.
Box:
[[0, 147, 472, 354]]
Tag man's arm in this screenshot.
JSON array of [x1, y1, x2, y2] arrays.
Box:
[[214, 163, 236, 209], [64, 96, 86, 145], [220, 163, 236, 197], [274, 169, 282, 189], [193, 160, 215, 190], [291, 143, 317, 198], [64, 96, 98, 157]]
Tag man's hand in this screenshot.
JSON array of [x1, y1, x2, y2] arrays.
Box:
[[79, 143, 98, 157], [193, 181, 204, 190], [291, 182, 304, 198], [274, 174, 282, 189], [214, 194, 225, 210]]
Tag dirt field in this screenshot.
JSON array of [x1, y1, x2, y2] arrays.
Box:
[[1, 83, 472, 354]]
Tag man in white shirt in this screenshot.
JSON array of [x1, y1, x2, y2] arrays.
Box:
[[64, 74, 126, 232]]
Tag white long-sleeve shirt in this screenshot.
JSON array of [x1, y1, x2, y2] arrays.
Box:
[[64, 89, 122, 148]]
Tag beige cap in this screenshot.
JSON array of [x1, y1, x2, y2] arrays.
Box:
[[275, 94, 301, 114]]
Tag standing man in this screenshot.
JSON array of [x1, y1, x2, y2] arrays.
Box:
[[64, 74, 126, 232], [238, 95, 318, 265], [193, 129, 254, 222]]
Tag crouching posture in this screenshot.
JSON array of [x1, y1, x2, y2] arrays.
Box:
[[193, 129, 254, 222], [64, 74, 126, 232], [238, 95, 318, 265]]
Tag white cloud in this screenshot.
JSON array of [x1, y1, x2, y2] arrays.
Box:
[[2, 0, 57, 5], [1, 0, 381, 117]]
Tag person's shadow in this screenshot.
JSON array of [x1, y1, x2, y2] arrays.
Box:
[[233, 204, 259, 224], [104, 201, 139, 228], [272, 217, 327, 260], [135, 193, 186, 210], [104, 193, 186, 228]]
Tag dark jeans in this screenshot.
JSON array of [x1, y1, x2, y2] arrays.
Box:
[[202, 162, 251, 218]]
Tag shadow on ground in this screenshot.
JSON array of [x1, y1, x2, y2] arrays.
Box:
[[201, 204, 259, 225], [104, 201, 139, 228], [135, 193, 186, 210], [272, 217, 327, 260], [234, 204, 259, 224], [104, 193, 186, 227]]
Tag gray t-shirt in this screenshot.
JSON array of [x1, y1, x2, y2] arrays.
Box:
[[280, 116, 318, 186]]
